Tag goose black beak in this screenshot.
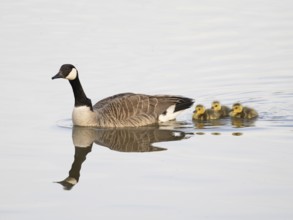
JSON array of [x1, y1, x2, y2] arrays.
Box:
[[52, 72, 63, 80]]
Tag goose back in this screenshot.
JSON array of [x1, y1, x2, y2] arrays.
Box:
[[93, 93, 193, 127]]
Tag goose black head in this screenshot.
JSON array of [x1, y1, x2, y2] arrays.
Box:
[[52, 64, 78, 80]]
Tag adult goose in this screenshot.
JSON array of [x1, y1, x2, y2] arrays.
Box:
[[52, 64, 194, 127]]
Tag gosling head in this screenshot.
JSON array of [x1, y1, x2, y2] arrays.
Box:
[[211, 101, 221, 111], [231, 103, 243, 114], [194, 104, 206, 116], [52, 64, 78, 81]]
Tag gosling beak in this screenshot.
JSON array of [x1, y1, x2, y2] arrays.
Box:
[[193, 110, 196, 113], [52, 71, 63, 80], [211, 107, 214, 110]]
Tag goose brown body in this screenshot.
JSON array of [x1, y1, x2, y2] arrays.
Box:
[[92, 93, 193, 127]]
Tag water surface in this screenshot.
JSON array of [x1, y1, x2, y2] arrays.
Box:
[[0, 0, 293, 219]]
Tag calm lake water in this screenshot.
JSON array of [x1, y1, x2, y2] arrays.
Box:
[[1, 0, 293, 219]]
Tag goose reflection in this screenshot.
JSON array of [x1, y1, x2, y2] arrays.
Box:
[[57, 126, 189, 190]]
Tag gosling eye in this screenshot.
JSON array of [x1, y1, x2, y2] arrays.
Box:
[[215, 105, 218, 108]]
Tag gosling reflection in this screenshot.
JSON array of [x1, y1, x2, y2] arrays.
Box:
[[231, 118, 257, 128], [194, 132, 243, 136], [193, 118, 257, 129], [193, 119, 229, 129], [57, 126, 188, 190]]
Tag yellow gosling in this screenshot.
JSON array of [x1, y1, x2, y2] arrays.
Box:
[[229, 103, 258, 119], [211, 101, 231, 117], [193, 104, 220, 120]]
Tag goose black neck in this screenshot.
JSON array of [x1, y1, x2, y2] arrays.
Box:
[[69, 77, 93, 110]]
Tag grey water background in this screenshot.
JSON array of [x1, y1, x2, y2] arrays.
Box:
[[1, 0, 293, 219]]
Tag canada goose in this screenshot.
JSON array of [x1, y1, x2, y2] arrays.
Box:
[[211, 101, 230, 118], [229, 103, 258, 119], [52, 64, 194, 127], [192, 104, 220, 120]]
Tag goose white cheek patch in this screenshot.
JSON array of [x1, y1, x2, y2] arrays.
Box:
[[66, 68, 77, 80]]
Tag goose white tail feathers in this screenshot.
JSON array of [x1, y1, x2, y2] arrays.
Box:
[[158, 97, 194, 122]]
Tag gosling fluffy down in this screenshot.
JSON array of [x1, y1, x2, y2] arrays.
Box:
[[193, 104, 220, 120], [229, 103, 258, 119], [211, 101, 230, 118]]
